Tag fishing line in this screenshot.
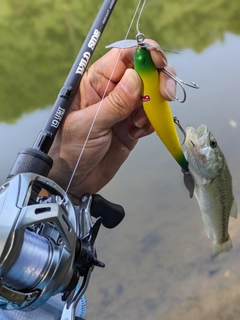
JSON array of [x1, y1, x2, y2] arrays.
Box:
[[136, 0, 146, 34], [65, 0, 146, 194]]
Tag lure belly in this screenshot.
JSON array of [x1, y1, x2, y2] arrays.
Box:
[[134, 47, 188, 170]]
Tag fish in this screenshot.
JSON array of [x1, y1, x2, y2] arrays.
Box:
[[184, 124, 237, 259]]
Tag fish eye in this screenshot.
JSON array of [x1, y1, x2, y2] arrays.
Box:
[[210, 139, 217, 148]]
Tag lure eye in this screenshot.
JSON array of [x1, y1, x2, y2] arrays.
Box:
[[210, 139, 217, 148], [139, 55, 147, 65]]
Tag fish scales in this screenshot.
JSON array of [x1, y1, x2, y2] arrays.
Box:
[[185, 124, 237, 258]]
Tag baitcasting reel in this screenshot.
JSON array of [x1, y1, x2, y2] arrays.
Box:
[[0, 172, 124, 319]]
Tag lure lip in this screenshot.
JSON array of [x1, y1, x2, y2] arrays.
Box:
[[105, 39, 138, 49], [105, 39, 178, 53]]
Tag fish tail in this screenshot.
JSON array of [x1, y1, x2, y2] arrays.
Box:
[[211, 237, 233, 259]]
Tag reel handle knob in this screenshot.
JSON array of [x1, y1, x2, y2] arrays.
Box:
[[91, 194, 125, 229]]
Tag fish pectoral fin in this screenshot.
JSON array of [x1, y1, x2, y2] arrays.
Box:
[[230, 199, 238, 219], [211, 237, 233, 259], [182, 168, 195, 198]]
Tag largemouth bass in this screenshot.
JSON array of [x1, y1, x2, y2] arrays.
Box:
[[185, 124, 237, 258]]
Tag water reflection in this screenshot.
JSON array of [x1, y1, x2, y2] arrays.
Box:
[[0, 108, 51, 183], [1, 0, 240, 122], [0, 1, 240, 319]]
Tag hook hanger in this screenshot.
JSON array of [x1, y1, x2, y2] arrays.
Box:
[[136, 32, 145, 45], [160, 68, 199, 103]]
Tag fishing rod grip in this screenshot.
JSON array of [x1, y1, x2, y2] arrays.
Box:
[[7, 148, 53, 179]]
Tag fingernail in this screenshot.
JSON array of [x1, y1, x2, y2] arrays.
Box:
[[160, 51, 168, 66], [149, 48, 168, 68], [164, 89, 176, 101], [164, 78, 176, 101], [128, 127, 145, 140], [133, 108, 148, 128], [120, 69, 140, 94]]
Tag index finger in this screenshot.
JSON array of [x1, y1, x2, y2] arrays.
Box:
[[95, 39, 167, 81], [87, 39, 168, 97]]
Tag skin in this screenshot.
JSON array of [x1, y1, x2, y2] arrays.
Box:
[[47, 40, 177, 204]]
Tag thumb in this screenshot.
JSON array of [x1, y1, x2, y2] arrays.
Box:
[[96, 68, 142, 128]]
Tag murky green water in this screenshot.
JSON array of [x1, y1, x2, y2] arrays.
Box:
[[1, 0, 240, 319]]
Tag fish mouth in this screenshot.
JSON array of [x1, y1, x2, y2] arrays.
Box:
[[185, 124, 209, 168], [185, 124, 223, 179], [185, 124, 208, 148]]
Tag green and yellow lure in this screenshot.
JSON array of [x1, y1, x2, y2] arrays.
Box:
[[106, 38, 195, 197], [134, 47, 188, 171]]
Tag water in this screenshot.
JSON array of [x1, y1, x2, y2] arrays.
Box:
[[90, 33, 240, 319], [1, 1, 240, 319]]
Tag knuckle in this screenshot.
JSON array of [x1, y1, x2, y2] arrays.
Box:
[[107, 90, 129, 116]]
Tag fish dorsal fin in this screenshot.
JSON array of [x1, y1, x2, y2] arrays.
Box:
[[230, 198, 238, 219]]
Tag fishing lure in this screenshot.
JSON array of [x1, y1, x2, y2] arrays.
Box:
[[134, 45, 188, 170], [107, 33, 198, 197]]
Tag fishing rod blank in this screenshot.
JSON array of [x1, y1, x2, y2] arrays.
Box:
[[8, 0, 118, 179]]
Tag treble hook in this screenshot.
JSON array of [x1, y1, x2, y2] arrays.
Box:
[[173, 116, 186, 145], [160, 68, 199, 103]]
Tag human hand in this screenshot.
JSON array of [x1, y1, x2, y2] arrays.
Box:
[[48, 40, 177, 203]]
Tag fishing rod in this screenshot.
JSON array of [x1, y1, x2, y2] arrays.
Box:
[[0, 1, 125, 320], [8, 0, 118, 179]]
